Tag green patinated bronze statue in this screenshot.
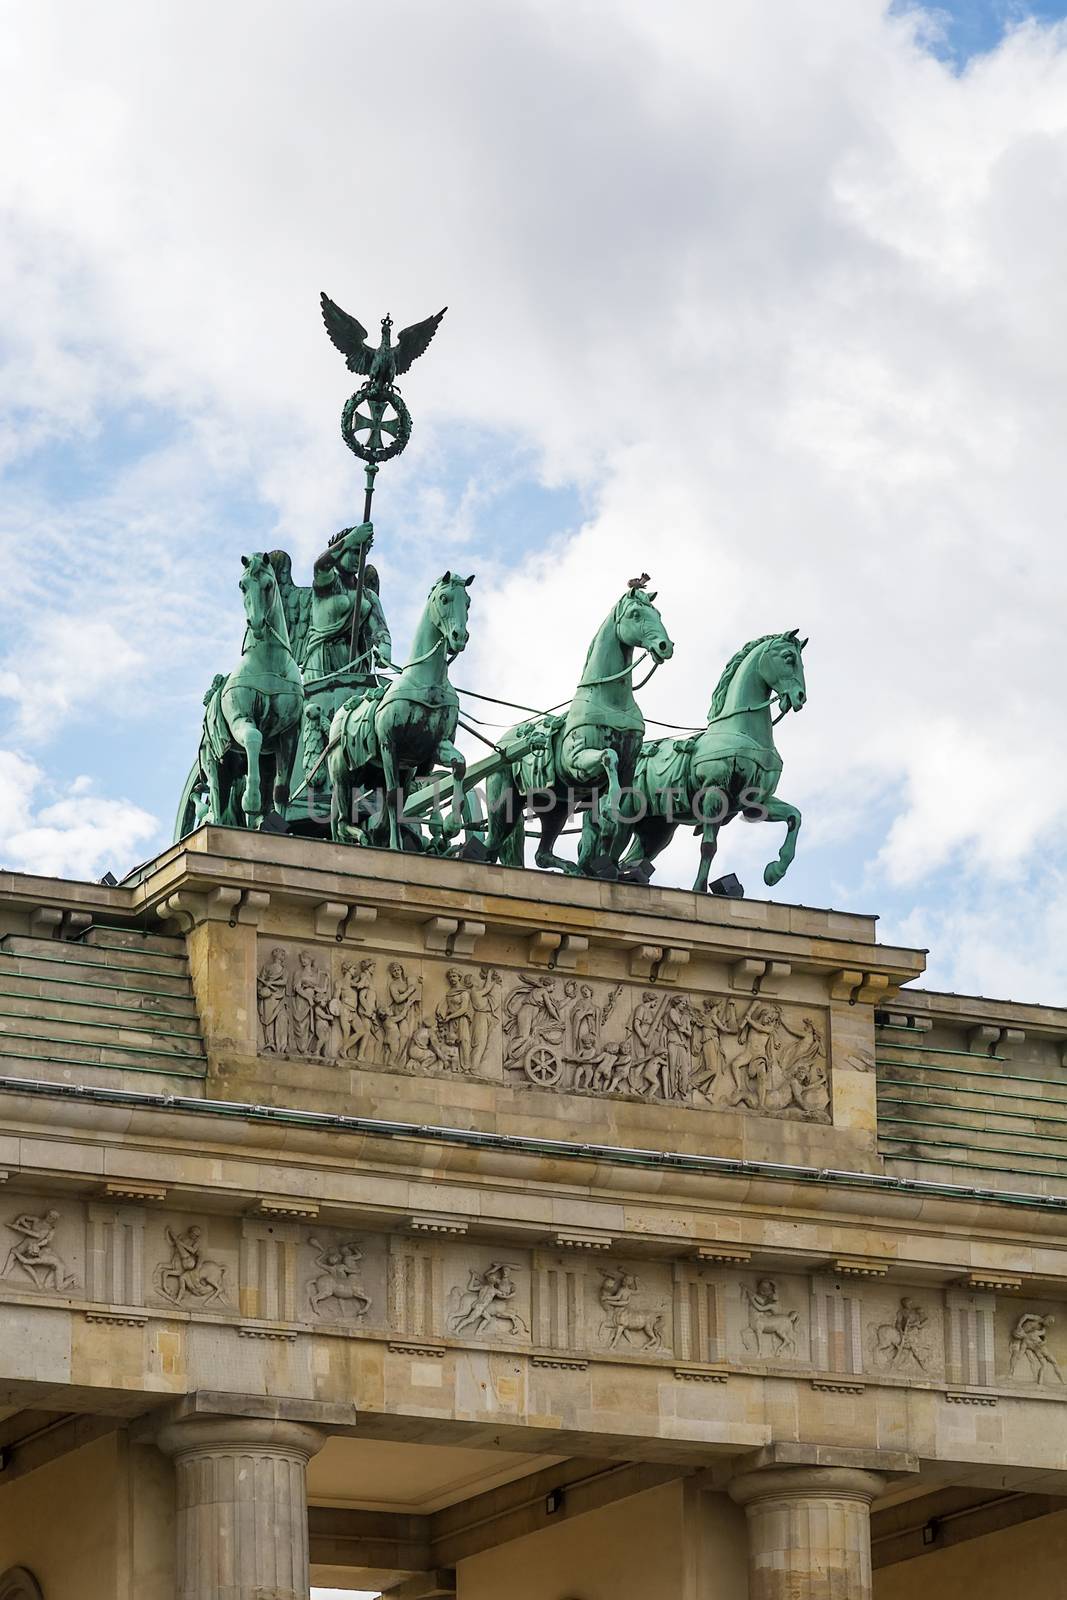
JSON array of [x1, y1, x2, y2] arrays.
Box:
[[484, 583, 675, 878], [175, 289, 811, 902], [196, 554, 305, 830], [327, 571, 473, 852], [616, 630, 807, 891]]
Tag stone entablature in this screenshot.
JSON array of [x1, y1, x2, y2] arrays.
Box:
[[3, 1166, 1067, 1412]]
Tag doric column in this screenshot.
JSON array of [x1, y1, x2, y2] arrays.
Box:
[[157, 1415, 325, 1600], [729, 1464, 885, 1600]]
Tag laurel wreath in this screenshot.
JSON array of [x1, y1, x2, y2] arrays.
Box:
[[340, 383, 413, 463]]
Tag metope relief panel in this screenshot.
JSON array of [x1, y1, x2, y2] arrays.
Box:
[[864, 1290, 943, 1380], [1, 1202, 82, 1297], [586, 1259, 673, 1357], [502, 974, 830, 1123], [145, 1214, 238, 1312], [728, 1274, 810, 1365], [997, 1301, 1066, 1388], [256, 941, 503, 1081], [445, 1250, 531, 1342], [301, 1227, 387, 1328]]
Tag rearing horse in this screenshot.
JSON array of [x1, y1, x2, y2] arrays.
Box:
[[327, 571, 473, 850], [485, 587, 674, 876], [616, 629, 807, 892], [199, 553, 304, 830]]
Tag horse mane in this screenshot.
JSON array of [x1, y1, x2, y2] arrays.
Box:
[[708, 634, 781, 719]]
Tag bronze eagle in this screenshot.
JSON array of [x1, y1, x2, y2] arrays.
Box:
[[320, 292, 447, 391]]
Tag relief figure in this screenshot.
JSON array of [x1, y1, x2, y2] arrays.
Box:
[[449, 1263, 528, 1338], [740, 1278, 797, 1357], [1009, 1313, 1064, 1384], [3, 1210, 74, 1291], [291, 951, 334, 1058], [874, 1297, 929, 1371], [597, 1265, 665, 1350], [153, 1225, 228, 1307], [257, 947, 290, 1054], [306, 1238, 372, 1319]]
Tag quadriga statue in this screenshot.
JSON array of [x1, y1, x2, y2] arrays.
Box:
[[615, 630, 808, 891]]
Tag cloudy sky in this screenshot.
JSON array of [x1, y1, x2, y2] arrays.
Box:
[[4, 0, 1067, 1031]]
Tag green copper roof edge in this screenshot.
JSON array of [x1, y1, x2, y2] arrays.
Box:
[[878, 1113, 1067, 1151], [0, 1057, 205, 1082], [0, 1028, 204, 1062], [878, 1092, 1067, 1124], [879, 1148, 1066, 1183], [0, 983, 197, 1019], [0, 969, 196, 1005], [0, 1002, 203, 1045], [878, 1127, 1067, 1172], [0, 947, 189, 980], [877, 1076, 1067, 1111], [876, 1037, 1008, 1062], [1, 1072, 1065, 1215], [876, 1058, 1067, 1092]]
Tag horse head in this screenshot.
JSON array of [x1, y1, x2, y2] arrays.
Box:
[[428, 570, 474, 656], [239, 552, 280, 642], [615, 587, 674, 663], [757, 629, 808, 714]]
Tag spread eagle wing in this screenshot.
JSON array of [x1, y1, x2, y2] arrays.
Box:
[[393, 307, 447, 377], [319, 292, 375, 375]]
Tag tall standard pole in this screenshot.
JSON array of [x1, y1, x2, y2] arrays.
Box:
[[347, 461, 379, 672]]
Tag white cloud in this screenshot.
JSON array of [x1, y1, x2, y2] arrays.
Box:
[[0, 752, 158, 880], [2, 2, 1067, 992]]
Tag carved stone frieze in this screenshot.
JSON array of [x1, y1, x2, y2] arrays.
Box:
[[447, 1260, 529, 1339], [254, 942, 830, 1120], [306, 1236, 373, 1321], [256, 942, 502, 1079], [739, 1277, 800, 1359], [2, 1209, 76, 1293], [500, 972, 829, 1121], [595, 1263, 668, 1352], [872, 1297, 932, 1373], [152, 1223, 229, 1307], [1006, 1309, 1064, 1385]]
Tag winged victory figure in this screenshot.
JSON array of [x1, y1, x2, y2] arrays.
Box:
[[320, 292, 447, 393]]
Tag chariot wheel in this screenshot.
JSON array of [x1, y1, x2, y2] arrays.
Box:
[[341, 384, 412, 463], [523, 1044, 563, 1087]]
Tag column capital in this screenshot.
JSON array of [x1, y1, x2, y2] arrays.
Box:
[[729, 1463, 886, 1509], [156, 1414, 325, 1463]]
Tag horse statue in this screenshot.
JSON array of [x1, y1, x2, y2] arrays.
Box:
[[198, 553, 305, 831], [327, 571, 473, 850], [616, 629, 807, 892], [484, 586, 675, 877]]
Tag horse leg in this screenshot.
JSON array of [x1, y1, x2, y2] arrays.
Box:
[[272, 719, 299, 814], [692, 819, 723, 893], [761, 795, 802, 887], [485, 770, 524, 865], [380, 739, 403, 852], [535, 797, 579, 875], [437, 737, 467, 838], [621, 815, 676, 878], [229, 715, 264, 829]]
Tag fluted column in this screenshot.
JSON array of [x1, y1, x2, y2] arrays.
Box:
[[728, 1465, 884, 1600], [157, 1416, 325, 1600]]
